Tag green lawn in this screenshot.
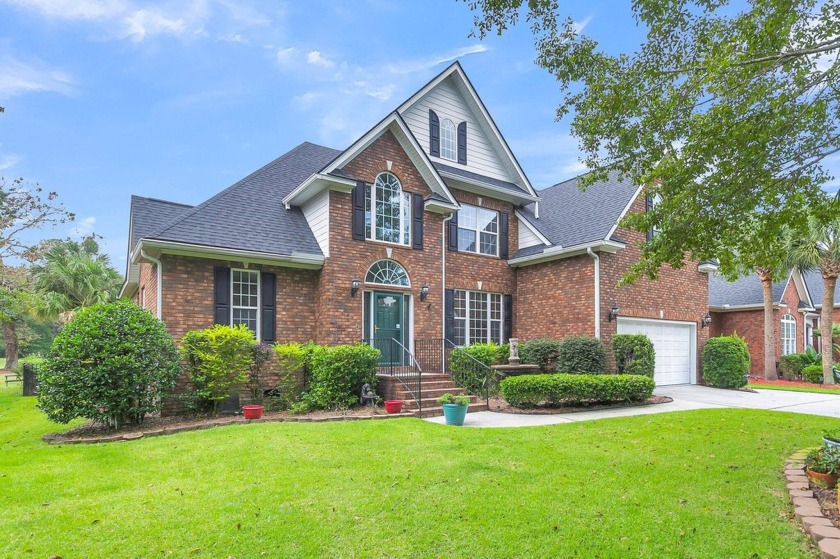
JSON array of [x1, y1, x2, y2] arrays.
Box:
[[1, 385, 837, 558], [750, 383, 840, 395]]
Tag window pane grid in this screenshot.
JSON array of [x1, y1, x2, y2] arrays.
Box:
[[367, 172, 410, 246], [457, 204, 498, 256], [231, 270, 259, 335], [440, 119, 457, 161], [453, 289, 503, 346], [781, 314, 796, 355]]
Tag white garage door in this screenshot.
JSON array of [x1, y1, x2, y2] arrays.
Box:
[[616, 318, 694, 385]]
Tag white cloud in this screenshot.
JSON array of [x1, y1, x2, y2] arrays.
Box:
[[276, 47, 297, 64], [120, 9, 187, 42], [385, 44, 488, 75], [2, 0, 128, 21], [306, 50, 334, 69], [0, 153, 21, 172], [220, 32, 249, 45], [573, 16, 592, 35], [69, 216, 97, 237], [0, 54, 74, 100]]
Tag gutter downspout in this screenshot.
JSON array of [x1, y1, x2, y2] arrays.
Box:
[[140, 249, 163, 320], [587, 247, 600, 339], [442, 214, 453, 341]]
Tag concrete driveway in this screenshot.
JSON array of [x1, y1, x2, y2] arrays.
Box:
[[424, 384, 840, 428]]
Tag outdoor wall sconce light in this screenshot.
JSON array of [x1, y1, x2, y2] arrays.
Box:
[[608, 303, 620, 322], [350, 278, 360, 297], [420, 283, 429, 301], [701, 313, 712, 328]]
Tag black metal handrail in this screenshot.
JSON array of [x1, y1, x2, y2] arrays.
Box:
[[362, 337, 422, 413], [442, 339, 504, 407]]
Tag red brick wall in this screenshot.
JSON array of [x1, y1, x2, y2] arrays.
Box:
[[515, 254, 595, 340], [136, 262, 158, 315]]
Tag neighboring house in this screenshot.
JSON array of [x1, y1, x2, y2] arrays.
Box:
[[120, 62, 715, 405], [709, 268, 840, 375]]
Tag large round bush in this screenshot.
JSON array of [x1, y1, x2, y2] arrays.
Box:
[[612, 334, 655, 378], [519, 338, 561, 372], [702, 335, 749, 388], [38, 299, 181, 428], [556, 336, 607, 373]]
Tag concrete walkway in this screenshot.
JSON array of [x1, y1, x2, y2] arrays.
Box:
[[424, 384, 840, 428]]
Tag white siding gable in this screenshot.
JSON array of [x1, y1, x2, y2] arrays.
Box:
[[401, 77, 512, 183], [302, 190, 329, 257], [518, 219, 543, 250]]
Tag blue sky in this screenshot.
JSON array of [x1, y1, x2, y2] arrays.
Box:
[[0, 0, 836, 271]]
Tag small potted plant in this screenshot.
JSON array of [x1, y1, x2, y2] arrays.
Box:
[[437, 393, 470, 426], [805, 447, 840, 488]]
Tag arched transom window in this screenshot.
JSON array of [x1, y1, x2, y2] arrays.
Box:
[[440, 119, 457, 161], [781, 314, 797, 355], [365, 172, 411, 245], [365, 260, 410, 287]]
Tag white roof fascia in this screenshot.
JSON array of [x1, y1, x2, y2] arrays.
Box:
[[507, 240, 625, 267], [136, 239, 324, 269], [396, 62, 537, 198], [425, 199, 460, 214], [604, 183, 646, 242], [283, 173, 356, 209], [437, 170, 540, 204], [709, 303, 781, 312], [514, 209, 551, 246]]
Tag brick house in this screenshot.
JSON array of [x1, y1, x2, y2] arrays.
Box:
[[709, 268, 839, 375], [120, 62, 716, 399]]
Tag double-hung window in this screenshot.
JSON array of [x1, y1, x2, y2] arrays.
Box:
[[231, 269, 259, 335], [453, 290, 502, 346], [780, 314, 796, 356], [365, 172, 410, 245], [457, 204, 498, 256]]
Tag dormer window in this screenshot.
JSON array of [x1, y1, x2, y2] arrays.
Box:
[[440, 119, 457, 161]]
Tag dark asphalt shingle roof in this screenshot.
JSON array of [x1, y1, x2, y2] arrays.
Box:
[[433, 162, 528, 195], [130, 196, 193, 249], [138, 142, 340, 257], [708, 273, 788, 307], [803, 269, 840, 307], [512, 170, 638, 259]]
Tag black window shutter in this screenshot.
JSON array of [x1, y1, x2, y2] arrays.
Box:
[[260, 272, 276, 343], [503, 294, 513, 343], [447, 211, 459, 252], [445, 289, 455, 341], [352, 181, 366, 240], [213, 267, 230, 326], [645, 195, 654, 242], [429, 110, 440, 157], [412, 193, 424, 250], [457, 121, 467, 164], [499, 211, 509, 259]]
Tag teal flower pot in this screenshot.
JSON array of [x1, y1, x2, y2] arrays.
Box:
[[442, 403, 468, 426]]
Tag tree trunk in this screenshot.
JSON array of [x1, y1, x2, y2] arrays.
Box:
[[822, 275, 837, 384], [758, 270, 778, 380], [3, 320, 18, 371]]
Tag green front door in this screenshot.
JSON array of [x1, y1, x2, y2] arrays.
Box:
[[373, 291, 403, 365]]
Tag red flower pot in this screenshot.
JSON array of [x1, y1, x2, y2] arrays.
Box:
[[242, 405, 264, 420], [384, 400, 403, 414]]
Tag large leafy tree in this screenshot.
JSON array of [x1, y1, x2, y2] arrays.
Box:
[[0, 177, 74, 369], [464, 0, 840, 276], [31, 236, 122, 321], [786, 215, 840, 383]]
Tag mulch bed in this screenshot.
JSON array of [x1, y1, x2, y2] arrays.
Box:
[[812, 481, 840, 527], [749, 376, 840, 390], [485, 395, 672, 414]]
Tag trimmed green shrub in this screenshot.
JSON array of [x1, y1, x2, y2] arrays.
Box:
[[302, 343, 380, 410], [499, 373, 655, 408], [37, 300, 181, 428], [778, 353, 811, 379], [450, 342, 506, 396], [519, 338, 561, 372], [702, 335, 750, 388], [612, 334, 655, 378], [181, 324, 256, 413], [803, 364, 824, 384], [266, 341, 314, 411], [556, 336, 607, 374]]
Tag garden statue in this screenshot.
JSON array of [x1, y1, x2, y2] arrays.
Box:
[[509, 338, 520, 365], [360, 383, 377, 406]]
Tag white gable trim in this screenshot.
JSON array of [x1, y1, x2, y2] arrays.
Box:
[[792, 267, 815, 308], [282, 173, 355, 209], [514, 210, 551, 246], [397, 62, 537, 198], [604, 183, 646, 242]]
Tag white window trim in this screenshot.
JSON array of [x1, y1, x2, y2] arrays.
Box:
[[453, 289, 503, 346], [440, 118, 457, 162], [781, 313, 796, 356], [364, 259, 411, 288], [231, 268, 260, 339], [366, 172, 411, 246], [457, 204, 499, 257]]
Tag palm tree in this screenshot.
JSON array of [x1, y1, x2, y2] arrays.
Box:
[[755, 265, 781, 380], [31, 237, 122, 321], [786, 214, 840, 384]]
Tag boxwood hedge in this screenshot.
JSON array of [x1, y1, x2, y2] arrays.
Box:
[[499, 373, 655, 408], [702, 335, 750, 388]]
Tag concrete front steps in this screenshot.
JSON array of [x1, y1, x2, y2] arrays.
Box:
[[377, 373, 488, 418]]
